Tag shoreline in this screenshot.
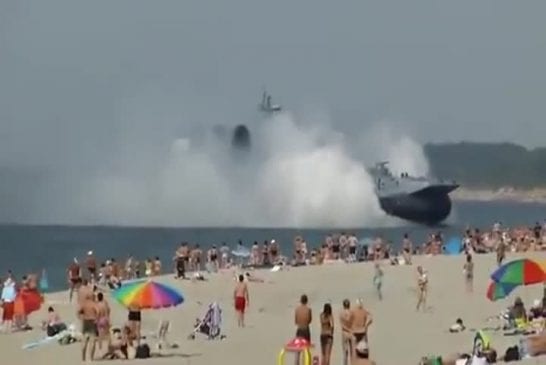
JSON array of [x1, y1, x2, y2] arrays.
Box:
[[452, 187, 546, 204]]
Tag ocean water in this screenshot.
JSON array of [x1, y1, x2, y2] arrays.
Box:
[[0, 200, 544, 292]]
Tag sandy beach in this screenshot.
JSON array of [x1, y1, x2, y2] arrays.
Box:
[[3, 252, 546, 365]]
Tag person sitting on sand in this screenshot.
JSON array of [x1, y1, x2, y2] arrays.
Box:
[[448, 318, 466, 333], [244, 272, 264, 283], [102, 326, 134, 360], [509, 297, 528, 329], [42, 306, 67, 337]]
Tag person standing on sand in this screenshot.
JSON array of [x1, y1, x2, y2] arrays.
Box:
[[234, 274, 249, 327], [339, 299, 353, 365], [67, 258, 81, 303], [96, 292, 111, 351], [85, 251, 97, 283], [416, 266, 428, 312], [77, 279, 93, 305], [496, 238, 506, 267], [78, 294, 98, 362], [463, 254, 474, 293], [351, 299, 372, 354], [373, 263, 383, 301], [319, 303, 334, 365], [295, 294, 312, 341]]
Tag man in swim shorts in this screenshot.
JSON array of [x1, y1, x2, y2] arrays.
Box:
[[78, 294, 98, 362], [339, 299, 353, 365], [234, 274, 249, 327], [295, 294, 312, 341]]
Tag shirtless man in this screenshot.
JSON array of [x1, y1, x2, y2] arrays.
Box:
[[339, 299, 353, 365], [85, 251, 97, 283], [295, 294, 312, 342], [95, 292, 111, 350], [67, 258, 81, 303], [78, 294, 98, 362], [416, 266, 429, 312], [77, 279, 93, 305], [234, 274, 249, 327], [351, 299, 372, 355]]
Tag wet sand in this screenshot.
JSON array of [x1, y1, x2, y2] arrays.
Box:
[[3, 252, 546, 364]]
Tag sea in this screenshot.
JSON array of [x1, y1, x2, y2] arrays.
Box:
[[0, 200, 544, 292]]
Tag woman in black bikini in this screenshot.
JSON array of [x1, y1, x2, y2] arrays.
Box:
[[320, 303, 334, 365]]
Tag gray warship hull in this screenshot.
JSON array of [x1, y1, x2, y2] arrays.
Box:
[[377, 184, 458, 225]]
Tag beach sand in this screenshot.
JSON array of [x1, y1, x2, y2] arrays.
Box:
[[3, 253, 546, 364]]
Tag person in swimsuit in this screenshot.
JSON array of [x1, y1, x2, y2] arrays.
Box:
[[95, 292, 111, 350], [294, 294, 312, 341], [351, 299, 372, 356], [416, 266, 429, 312], [67, 258, 81, 303], [209, 246, 218, 272], [234, 274, 249, 327], [320, 303, 334, 365], [85, 251, 97, 283], [127, 305, 142, 345], [174, 243, 186, 279], [463, 253, 474, 293], [78, 294, 98, 362], [339, 299, 353, 365]]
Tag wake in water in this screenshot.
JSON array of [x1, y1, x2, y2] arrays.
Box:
[[79, 111, 429, 228]]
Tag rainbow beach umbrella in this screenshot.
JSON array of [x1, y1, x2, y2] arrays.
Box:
[[486, 281, 518, 301], [490, 258, 545, 286], [112, 280, 184, 310]]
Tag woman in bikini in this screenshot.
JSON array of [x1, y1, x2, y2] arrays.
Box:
[[320, 303, 334, 365], [95, 292, 111, 350]]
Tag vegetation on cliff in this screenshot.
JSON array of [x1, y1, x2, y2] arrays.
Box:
[[425, 142, 546, 188]]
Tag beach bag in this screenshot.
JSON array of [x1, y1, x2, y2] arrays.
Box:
[[135, 344, 150, 359], [503, 346, 520, 362]]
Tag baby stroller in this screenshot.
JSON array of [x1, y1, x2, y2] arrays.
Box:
[[188, 302, 225, 340]]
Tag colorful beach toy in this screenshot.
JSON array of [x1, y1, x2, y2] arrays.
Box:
[[277, 337, 314, 365]]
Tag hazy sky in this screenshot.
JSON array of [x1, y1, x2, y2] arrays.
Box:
[[0, 0, 545, 224]]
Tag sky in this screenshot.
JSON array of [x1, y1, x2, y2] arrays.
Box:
[[0, 0, 545, 225]]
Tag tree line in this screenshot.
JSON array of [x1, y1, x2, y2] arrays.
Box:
[[424, 142, 546, 188]]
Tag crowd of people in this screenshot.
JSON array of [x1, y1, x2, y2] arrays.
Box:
[[1, 220, 546, 363]]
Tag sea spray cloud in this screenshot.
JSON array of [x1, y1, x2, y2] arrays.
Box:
[[75, 111, 427, 228]]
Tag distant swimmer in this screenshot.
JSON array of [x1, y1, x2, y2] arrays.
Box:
[[234, 274, 249, 328]]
